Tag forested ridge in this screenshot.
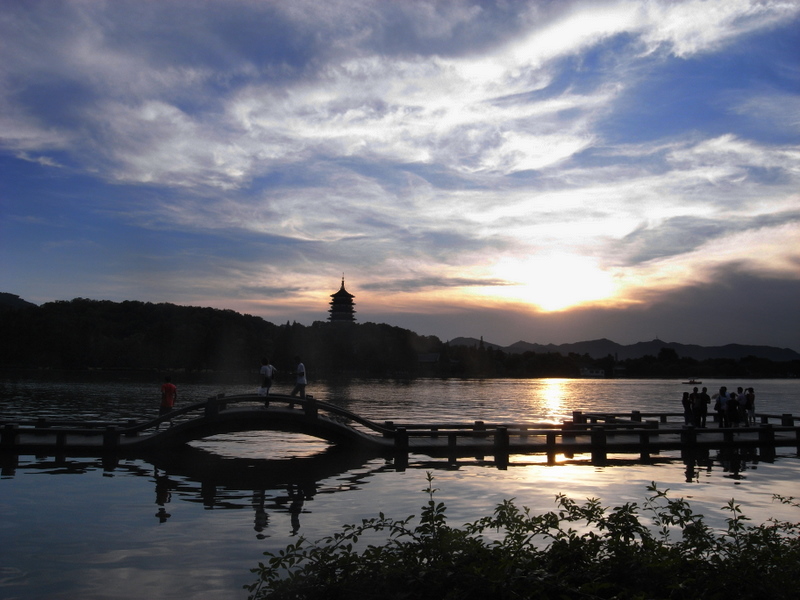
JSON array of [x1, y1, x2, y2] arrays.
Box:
[[0, 297, 797, 381]]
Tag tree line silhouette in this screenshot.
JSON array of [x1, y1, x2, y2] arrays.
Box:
[[1, 298, 796, 381]]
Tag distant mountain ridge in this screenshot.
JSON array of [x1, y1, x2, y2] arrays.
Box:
[[449, 337, 800, 362]]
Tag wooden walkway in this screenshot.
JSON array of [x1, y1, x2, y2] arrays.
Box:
[[2, 394, 799, 468]]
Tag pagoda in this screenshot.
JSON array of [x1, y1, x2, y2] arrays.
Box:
[[328, 276, 356, 323]]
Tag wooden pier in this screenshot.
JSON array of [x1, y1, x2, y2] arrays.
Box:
[[2, 394, 799, 469]]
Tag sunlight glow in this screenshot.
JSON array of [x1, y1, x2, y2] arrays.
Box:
[[541, 379, 567, 416], [489, 255, 617, 311]]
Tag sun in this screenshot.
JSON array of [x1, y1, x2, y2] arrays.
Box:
[[490, 254, 616, 311]]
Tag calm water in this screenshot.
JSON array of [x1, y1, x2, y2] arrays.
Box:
[[2, 378, 800, 600]]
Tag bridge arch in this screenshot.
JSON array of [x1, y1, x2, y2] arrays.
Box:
[[132, 395, 391, 451]]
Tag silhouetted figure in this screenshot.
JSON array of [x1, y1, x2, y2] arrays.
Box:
[[259, 357, 277, 406], [289, 356, 307, 407], [727, 392, 741, 427], [158, 376, 177, 430], [744, 388, 756, 425], [714, 386, 729, 427], [693, 386, 710, 427], [681, 392, 692, 425]]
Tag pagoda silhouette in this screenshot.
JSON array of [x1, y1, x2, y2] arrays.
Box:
[[328, 276, 356, 323]]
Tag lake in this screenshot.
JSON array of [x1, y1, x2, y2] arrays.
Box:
[[2, 377, 799, 599]]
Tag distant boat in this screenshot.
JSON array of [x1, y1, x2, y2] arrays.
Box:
[[683, 379, 702, 384], [579, 367, 606, 378]]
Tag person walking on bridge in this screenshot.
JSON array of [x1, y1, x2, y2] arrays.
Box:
[[158, 376, 177, 430], [289, 356, 307, 408], [259, 357, 277, 406]]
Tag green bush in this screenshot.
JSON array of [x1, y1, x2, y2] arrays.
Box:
[[246, 474, 800, 600]]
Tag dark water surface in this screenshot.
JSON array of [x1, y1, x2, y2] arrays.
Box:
[[2, 378, 799, 599]]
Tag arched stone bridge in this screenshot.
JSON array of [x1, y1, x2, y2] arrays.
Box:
[[140, 394, 392, 450], [2, 394, 394, 453]]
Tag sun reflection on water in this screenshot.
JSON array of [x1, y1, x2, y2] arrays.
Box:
[[540, 378, 568, 418]]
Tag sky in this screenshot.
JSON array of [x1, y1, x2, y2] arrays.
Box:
[[1, 0, 799, 350]]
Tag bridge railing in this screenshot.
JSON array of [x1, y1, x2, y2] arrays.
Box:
[[3, 397, 799, 462]]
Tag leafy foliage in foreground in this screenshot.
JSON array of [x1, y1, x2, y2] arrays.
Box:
[[247, 474, 800, 600]]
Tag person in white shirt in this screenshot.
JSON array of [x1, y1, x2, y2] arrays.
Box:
[[259, 357, 277, 405], [289, 356, 307, 406]]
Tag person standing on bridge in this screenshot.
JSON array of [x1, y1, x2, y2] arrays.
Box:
[[681, 392, 692, 425], [289, 355, 307, 407], [158, 376, 177, 430], [744, 387, 756, 426], [695, 386, 710, 428], [713, 386, 729, 427], [259, 357, 277, 405]]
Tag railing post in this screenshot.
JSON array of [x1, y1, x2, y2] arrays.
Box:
[[639, 425, 652, 461], [304, 396, 318, 419], [631, 410, 641, 422], [394, 427, 408, 452], [546, 431, 556, 465], [394, 427, 408, 473], [125, 419, 137, 437], [681, 425, 697, 461], [723, 429, 734, 448], [474, 421, 486, 460], [448, 432, 458, 464], [1, 423, 18, 449], [759, 424, 776, 461], [494, 426, 509, 470], [103, 426, 119, 450], [782, 414, 794, 427], [383, 421, 394, 438], [591, 426, 607, 465], [562, 421, 575, 458], [205, 396, 219, 418], [573, 410, 585, 424]]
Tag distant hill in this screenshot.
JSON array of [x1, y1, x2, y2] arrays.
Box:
[[0, 293, 38, 311], [2, 292, 798, 368], [449, 337, 800, 362]]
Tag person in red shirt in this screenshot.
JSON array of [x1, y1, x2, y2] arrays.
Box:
[[158, 376, 177, 429]]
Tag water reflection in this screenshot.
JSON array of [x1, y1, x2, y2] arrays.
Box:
[[13, 443, 799, 531], [154, 468, 172, 523], [541, 379, 567, 418], [3, 378, 799, 600]]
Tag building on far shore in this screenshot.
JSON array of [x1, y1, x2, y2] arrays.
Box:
[[329, 276, 356, 323]]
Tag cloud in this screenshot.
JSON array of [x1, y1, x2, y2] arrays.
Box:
[[637, 0, 800, 57], [1, 0, 794, 197]]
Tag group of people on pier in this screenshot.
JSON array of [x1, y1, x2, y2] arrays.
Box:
[[681, 385, 756, 428]]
